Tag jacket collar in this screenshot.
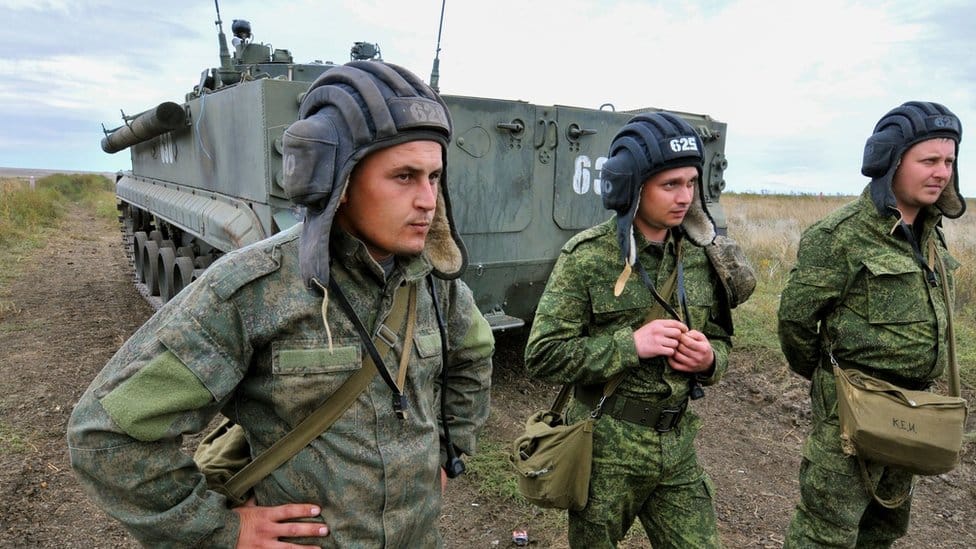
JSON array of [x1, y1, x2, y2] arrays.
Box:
[[329, 227, 432, 286]]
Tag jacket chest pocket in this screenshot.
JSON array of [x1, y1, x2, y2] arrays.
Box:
[[861, 254, 930, 324], [589, 283, 654, 330], [412, 332, 443, 405], [271, 338, 362, 432]]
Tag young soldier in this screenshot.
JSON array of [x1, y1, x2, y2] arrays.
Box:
[[779, 101, 963, 547], [525, 112, 743, 547], [67, 61, 494, 547]]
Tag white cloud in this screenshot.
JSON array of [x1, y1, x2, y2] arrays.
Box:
[[1, 0, 975, 198]]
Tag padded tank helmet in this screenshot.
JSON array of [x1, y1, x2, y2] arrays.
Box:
[[281, 61, 465, 289], [601, 112, 716, 272], [862, 100, 964, 218]]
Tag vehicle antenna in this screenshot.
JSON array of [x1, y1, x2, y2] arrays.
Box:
[[429, 0, 446, 92], [214, 0, 232, 71]]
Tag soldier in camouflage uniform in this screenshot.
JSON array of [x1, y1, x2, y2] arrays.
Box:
[[67, 61, 494, 548], [525, 113, 742, 548], [779, 101, 964, 548]]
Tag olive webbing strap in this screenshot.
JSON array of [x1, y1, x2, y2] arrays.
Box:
[[932, 237, 961, 398], [397, 284, 418, 390], [638, 242, 683, 325], [856, 456, 914, 509], [222, 281, 417, 502]]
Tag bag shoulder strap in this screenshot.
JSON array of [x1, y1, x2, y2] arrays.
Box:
[[856, 455, 914, 509], [635, 239, 683, 323], [550, 373, 625, 417], [222, 280, 417, 501], [931, 237, 961, 398]]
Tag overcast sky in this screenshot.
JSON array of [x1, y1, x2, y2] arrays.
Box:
[[2, 0, 974, 196]]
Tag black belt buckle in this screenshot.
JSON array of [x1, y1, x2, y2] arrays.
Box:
[[654, 405, 684, 433]]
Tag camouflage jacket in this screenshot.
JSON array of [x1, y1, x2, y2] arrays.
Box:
[[67, 224, 494, 548], [778, 187, 958, 383], [524, 218, 732, 403]]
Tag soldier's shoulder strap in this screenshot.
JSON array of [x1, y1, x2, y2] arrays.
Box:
[[219, 280, 417, 503]]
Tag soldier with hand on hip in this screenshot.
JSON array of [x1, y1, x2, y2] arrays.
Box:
[[68, 61, 494, 548]]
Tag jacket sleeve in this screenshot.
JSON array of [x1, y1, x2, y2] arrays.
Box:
[[67, 279, 249, 548], [777, 227, 848, 380], [694, 292, 732, 387], [524, 251, 640, 386], [438, 279, 494, 460]]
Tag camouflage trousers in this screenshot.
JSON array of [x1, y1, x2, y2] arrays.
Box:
[[784, 368, 913, 548], [566, 400, 720, 549]]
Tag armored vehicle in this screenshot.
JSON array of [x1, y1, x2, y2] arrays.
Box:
[[101, 9, 730, 331]]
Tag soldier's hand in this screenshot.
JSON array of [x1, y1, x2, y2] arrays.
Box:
[[667, 330, 715, 374], [633, 319, 687, 359], [234, 497, 329, 548]]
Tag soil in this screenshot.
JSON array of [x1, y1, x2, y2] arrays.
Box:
[[1, 203, 974, 548]]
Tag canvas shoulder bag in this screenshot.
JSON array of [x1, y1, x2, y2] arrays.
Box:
[[833, 237, 969, 507], [509, 374, 624, 511], [195, 281, 417, 505]]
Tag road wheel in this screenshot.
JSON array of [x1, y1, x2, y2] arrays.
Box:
[[133, 231, 149, 282], [142, 240, 161, 296]]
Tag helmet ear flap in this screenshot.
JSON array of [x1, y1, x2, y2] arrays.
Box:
[[601, 146, 641, 215], [861, 130, 897, 178], [282, 113, 339, 207]]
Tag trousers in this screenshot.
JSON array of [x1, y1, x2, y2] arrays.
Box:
[[566, 400, 720, 548]]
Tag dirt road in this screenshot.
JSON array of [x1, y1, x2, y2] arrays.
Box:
[[1, 204, 973, 548]]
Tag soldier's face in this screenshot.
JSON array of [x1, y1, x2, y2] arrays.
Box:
[[336, 140, 442, 261], [892, 138, 955, 215], [632, 166, 697, 241]]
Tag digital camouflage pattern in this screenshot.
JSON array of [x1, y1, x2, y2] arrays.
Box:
[[67, 224, 494, 548], [778, 188, 956, 383], [565, 402, 719, 548], [778, 187, 957, 548], [784, 369, 913, 548], [525, 217, 731, 547]]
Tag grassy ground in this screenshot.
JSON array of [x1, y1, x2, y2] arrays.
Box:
[[0, 172, 118, 464], [0, 173, 116, 284]]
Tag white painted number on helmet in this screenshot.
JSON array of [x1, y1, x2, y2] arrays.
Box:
[[669, 136, 699, 153]]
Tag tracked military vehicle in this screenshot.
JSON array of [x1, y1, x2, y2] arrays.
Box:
[[101, 9, 730, 331]]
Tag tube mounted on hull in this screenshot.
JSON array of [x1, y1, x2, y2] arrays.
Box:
[[101, 102, 187, 154]]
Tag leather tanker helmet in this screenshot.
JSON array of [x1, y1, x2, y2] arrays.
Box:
[[862, 100, 964, 218], [601, 112, 716, 271], [281, 61, 466, 289]]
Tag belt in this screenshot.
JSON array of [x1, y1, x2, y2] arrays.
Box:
[[574, 386, 688, 432]]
